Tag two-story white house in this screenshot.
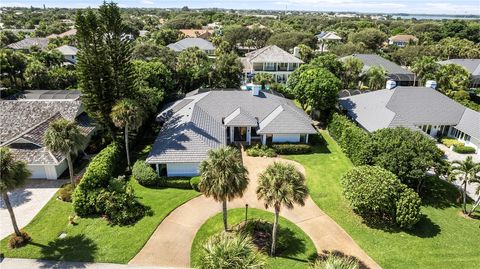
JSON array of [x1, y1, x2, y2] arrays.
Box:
[[241, 45, 304, 84]]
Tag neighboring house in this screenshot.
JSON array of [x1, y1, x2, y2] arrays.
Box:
[[339, 86, 480, 150], [0, 90, 95, 179], [147, 88, 316, 176], [388, 34, 418, 47], [55, 45, 78, 64], [179, 29, 213, 39], [7, 37, 49, 50], [438, 59, 480, 88], [316, 31, 342, 52], [47, 28, 77, 39], [241, 45, 304, 84], [341, 54, 415, 86], [167, 38, 215, 55]]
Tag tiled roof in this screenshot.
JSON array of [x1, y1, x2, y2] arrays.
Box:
[[316, 32, 342, 40], [438, 59, 480, 77], [244, 45, 303, 64], [55, 45, 78, 56], [7, 38, 49, 50], [342, 54, 414, 81], [456, 108, 480, 140], [47, 28, 77, 39], [389, 34, 418, 42], [9, 143, 62, 165], [167, 38, 215, 52], [224, 108, 257, 126], [258, 105, 317, 134], [179, 29, 213, 38]]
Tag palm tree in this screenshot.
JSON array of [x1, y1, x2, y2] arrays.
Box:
[[256, 162, 308, 256], [470, 184, 480, 216], [44, 119, 85, 186], [110, 98, 144, 168], [364, 66, 387, 90], [0, 147, 31, 236], [244, 39, 255, 53], [199, 146, 249, 231], [411, 56, 440, 86], [449, 156, 480, 214]]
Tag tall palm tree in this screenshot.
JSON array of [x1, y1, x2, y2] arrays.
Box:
[[411, 56, 440, 86], [365, 66, 387, 90], [449, 156, 480, 214], [256, 162, 308, 256], [0, 147, 31, 236], [110, 98, 144, 168], [199, 146, 249, 231], [44, 119, 85, 186]]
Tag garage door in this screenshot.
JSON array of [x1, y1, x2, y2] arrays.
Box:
[[28, 165, 47, 179], [167, 163, 200, 177]]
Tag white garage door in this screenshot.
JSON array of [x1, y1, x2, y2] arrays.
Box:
[[28, 165, 47, 179], [167, 162, 200, 177], [272, 134, 300, 143]]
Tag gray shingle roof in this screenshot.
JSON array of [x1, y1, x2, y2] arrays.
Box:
[[55, 45, 78, 56], [7, 38, 49, 50], [438, 59, 480, 85], [244, 45, 303, 64], [147, 89, 315, 164], [340, 87, 479, 139], [167, 38, 215, 52], [343, 54, 414, 81]]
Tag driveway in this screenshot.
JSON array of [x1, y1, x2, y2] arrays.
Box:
[[129, 152, 380, 269], [0, 179, 66, 240]]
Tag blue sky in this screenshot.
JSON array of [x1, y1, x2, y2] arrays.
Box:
[[2, 0, 480, 15]]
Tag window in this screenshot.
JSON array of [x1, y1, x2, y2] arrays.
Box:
[[264, 62, 275, 71]]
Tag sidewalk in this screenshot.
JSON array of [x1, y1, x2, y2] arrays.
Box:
[[0, 258, 186, 269]]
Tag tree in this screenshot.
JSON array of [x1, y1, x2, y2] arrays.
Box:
[[133, 60, 170, 111], [329, 42, 369, 57], [0, 147, 31, 237], [436, 64, 470, 96], [295, 67, 342, 117], [349, 28, 387, 51], [150, 28, 181, 46], [342, 57, 363, 89], [44, 119, 86, 186], [310, 53, 344, 78], [364, 66, 387, 90], [198, 233, 266, 269], [176, 47, 211, 93], [0, 49, 28, 88], [267, 31, 316, 51], [48, 66, 77, 89], [76, 2, 135, 138], [311, 254, 359, 269], [199, 146, 249, 231], [244, 39, 255, 53], [411, 56, 440, 86], [449, 156, 480, 215], [252, 73, 274, 90], [257, 162, 308, 256], [110, 99, 145, 168], [297, 44, 314, 62], [24, 59, 49, 89], [210, 52, 243, 88], [287, 64, 312, 109]]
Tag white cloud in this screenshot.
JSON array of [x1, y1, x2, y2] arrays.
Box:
[[140, 0, 154, 4]]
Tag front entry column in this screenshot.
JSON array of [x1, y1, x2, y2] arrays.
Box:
[[247, 127, 252, 145], [229, 127, 234, 143], [262, 134, 266, 145], [155, 164, 160, 176], [305, 134, 309, 144]]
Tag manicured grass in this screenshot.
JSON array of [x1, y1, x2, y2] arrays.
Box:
[[285, 130, 480, 269], [191, 208, 317, 269], [0, 180, 199, 263]]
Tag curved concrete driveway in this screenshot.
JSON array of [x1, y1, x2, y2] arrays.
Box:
[[129, 153, 380, 269]]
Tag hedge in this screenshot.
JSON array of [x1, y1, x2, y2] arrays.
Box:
[[271, 143, 312, 154], [453, 145, 476, 154], [132, 160, 158, 187], [245, 144, 277, 157], [72, 143, 122, 216], [190, 176, 201, 191], [163, 177, 192, 189]]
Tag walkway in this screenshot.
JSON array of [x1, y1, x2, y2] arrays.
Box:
[[0, 179, 67, 240], [0, 258, 181, 269], [129, 152, 381, 269]]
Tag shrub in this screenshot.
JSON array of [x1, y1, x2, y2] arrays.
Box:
[[311, 254, 360, 269], [395, 187, 421, 229], [96, 187, 147, 226], [163, 177, 192, 189], [132, 160, 159, 187], [190, 176, 201, 191], [237, 219, 289, 254], [58, 183, 75, 202], [246, 144, 277, 157], [8, 230, 31, 249], [440, 137, 464, 148], [271, 143, 312, 155], [453, 145, 476, 154], [198, 233, 266, 269]]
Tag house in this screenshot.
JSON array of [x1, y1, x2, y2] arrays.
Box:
[[438, 59, 480, 88], [240, 45, 304, 84], [167, 38, 215, 55], [388, 34, 418, 47], [7, 37, 49, 50], [146, 88, 317, 176], [55, 45, 78, 64], [315, 31, 342, 52], [179, 29, 213, 39], [0, 90, 95, 179], [341, 54, 415, 86], [339, 85, 480, 151], [47, 28, 77, 39]]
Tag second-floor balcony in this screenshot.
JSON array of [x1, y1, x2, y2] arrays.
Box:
[[252, 62, 300, 72]]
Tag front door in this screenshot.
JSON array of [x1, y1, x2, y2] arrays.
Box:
[[234, 127, 247, 142]]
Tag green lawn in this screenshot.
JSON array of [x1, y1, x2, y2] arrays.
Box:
[[190, 208, 317, 269], [285, 130, 480, 269], [0, 180, 199, 263]]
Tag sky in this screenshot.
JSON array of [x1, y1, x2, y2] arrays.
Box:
[[2, 0, 480, 15]]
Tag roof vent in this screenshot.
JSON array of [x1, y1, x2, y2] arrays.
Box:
[[386, 80, 397, 90], [425, 80, 437, 90], [293, 46, 300, 58]]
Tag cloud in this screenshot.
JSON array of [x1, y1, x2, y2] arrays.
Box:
[[140, 0, 154, 4]]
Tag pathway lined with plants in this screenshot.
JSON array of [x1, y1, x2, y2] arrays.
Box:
[[129, 151, 380, 269]]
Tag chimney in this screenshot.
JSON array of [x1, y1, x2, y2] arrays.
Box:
[[252, 84, 261, 96], [425, 80, 437, 90], [386, 80, 397, 90], [293, 46, 300, 58]]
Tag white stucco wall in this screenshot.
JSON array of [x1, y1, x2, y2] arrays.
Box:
[[167, 162, 200, 177], [27, 159, 68, 180], [28, 165, 47, 179], [272, 134, 301, 143]]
